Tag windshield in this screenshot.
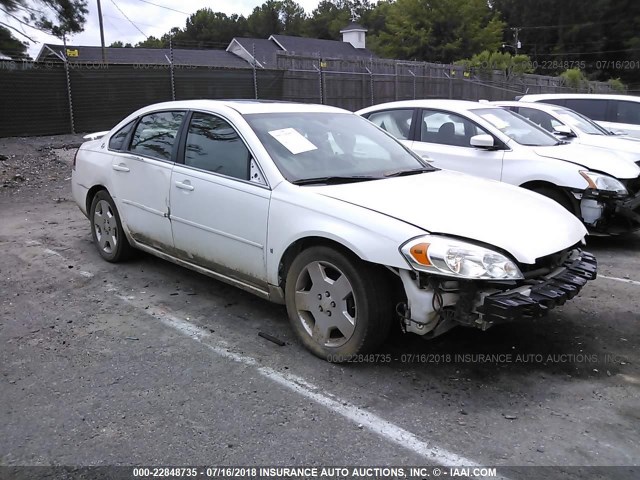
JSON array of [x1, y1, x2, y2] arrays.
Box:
[[473, 108, 560, 146], [552, 108, 610, 135], [244, 112, 431, 183]]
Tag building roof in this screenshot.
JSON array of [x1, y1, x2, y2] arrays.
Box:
[[340, 22, 367, 32], [269, 35, 376, 59], [226, 37, 280, 68], [35, 44, 251, 68]]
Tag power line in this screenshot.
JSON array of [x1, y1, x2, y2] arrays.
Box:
[[109, 0, 148, 38], [131, 0, 190, 16], [103, 13, 158, 29], [534, 47, 640, 57], [517, 20, 620, 30]]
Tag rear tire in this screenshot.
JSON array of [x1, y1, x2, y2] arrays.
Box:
[[89, 190, 133, 263], [284, 246, 393, 362]]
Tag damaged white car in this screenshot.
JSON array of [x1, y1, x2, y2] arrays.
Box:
[[358, 100, 640, 235], [72, 101, 597, 361]]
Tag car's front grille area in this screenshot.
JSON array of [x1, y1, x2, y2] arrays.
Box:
[[519, 248, 572, 279], [478, 251, 597, 323], [624, 173, 640, 196]]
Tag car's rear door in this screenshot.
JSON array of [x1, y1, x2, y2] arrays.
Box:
[[110, 110, 185, 252], [410, 109, 504, 180], [363, 108, 416, 149], [169, 110, 271, 289]]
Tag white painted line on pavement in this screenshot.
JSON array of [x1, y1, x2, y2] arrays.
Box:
[[43, 248, 64, 258], [598, 275, 640, 287], [110, 289, 504, 476]]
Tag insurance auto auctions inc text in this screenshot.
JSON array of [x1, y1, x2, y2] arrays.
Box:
[[256, 466, 497, 478]]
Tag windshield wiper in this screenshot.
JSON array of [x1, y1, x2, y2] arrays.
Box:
[[291, 175, 379, 185], [383, 167, 434, 178]]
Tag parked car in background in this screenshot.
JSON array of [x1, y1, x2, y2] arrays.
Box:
[[518, 94, 640, 139], [357, 99, 640, 234], [73, 100, 596, 361], [492, 101, 640, 155]]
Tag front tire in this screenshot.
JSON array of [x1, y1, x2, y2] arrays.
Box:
[[89, 190, 133, 262], [284, 246, 393, 361], [532, 186, 576, 214]]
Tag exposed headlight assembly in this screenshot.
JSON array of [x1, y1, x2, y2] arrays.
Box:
[[401, 235, 524, 280], [580, 171, 627, 195]]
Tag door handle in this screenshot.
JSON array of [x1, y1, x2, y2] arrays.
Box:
[[175, 181, 194, 191], [112, 163, 130, 172]]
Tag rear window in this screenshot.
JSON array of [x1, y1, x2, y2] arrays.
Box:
[[615, 101, 640, 125]]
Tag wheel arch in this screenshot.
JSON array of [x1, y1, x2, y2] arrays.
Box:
[[278, 236, 361, 290], [85, 184, 109, 216], [276, 235, 403, 303], [520, 180, 579, 216]]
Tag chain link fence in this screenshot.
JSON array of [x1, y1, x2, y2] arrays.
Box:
[[0, 55, 622, 137]]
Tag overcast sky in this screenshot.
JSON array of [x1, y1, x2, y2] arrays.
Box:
[[10, 0, 323, 58]]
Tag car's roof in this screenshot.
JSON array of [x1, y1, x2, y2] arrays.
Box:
[[133, 99, 348, 115], [491, 100, 566, 111], [520, 93, 640, 102], [357, 99, 494, 114]]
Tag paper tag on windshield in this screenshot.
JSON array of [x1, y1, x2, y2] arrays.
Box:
[[269, 128, 318, 154]]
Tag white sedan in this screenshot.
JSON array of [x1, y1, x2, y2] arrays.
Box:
[[357, 100, 640, 235], [492, 100, 640, 155], [73, 100, 596, 361]]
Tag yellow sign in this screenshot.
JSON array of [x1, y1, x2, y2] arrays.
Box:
[[320, 61, 327, 68], [66, 49, 79, 57]]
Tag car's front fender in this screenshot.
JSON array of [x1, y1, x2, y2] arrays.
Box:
[[266, 184, 423, 286]]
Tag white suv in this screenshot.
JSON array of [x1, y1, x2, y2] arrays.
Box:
[[518, 94, 640, 139]]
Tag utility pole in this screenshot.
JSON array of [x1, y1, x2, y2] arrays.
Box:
[[511, 27, 521, 55], [96, 0, 106, 63]]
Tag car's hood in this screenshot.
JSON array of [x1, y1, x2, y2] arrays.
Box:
[[312, 170, 587, 264], [578, 135, 640, 158], [533, 143, 640, 179]]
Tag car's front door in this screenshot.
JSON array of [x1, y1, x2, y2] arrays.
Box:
[[111, 110, 185, 252], [169, 111, 271, 288], [410, 109, 504, 181]]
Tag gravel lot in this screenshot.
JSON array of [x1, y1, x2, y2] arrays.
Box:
[[0, 135, 638, 479]]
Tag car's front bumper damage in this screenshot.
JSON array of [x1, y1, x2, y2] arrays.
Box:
[[398, 248, 597, 337], [477, 250, 597, 323], [579, 187, 640, 234]]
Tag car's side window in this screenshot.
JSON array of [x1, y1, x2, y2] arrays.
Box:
[[420, 110, 487, 147], [615, 101, 640, 125], [108, 121, 135, 151], [366, 109, 413, 140], [517, 107, 563, 133], [565, 99, 608, 122], [184, 112, 251, 181], [129, 111, 185, 161]]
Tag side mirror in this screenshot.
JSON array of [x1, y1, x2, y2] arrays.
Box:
[[610, 129, 628, 136], [470, 134, 495, 149], [553, 124, 576, 137]]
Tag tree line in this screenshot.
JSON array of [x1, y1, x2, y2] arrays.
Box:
[[1, 0, 639, 85]]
